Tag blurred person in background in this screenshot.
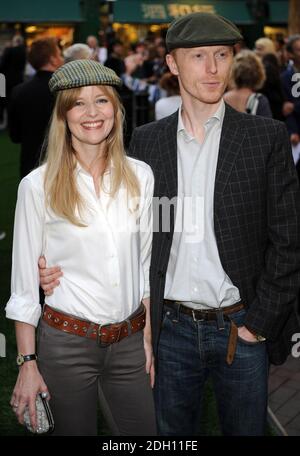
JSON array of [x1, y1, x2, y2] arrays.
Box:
[[275, 37, 289, 70], [87, 35, 108, 64], [155, 72, 181, 120], [281, 35, 300, 147], [104, 40, 125, 77], [260, 53, 286, 120], [63, 43, 92, 63], [8, 37, 64, 178], [152, 42, 168, 81], [254, 37, 276, 58], [254, 37, 286, 121], [130, 43, 156, 83], [0, 34, 26, 128], [122, 54, 148, 92], [224, 50, 272, 117], [0, 34, 26, 100]]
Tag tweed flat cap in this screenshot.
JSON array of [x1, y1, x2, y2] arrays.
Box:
[[49, 59, 122, 93], [166, 12, 243, 52]]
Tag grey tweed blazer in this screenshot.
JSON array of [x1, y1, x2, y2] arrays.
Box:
[[128, 104, 300, 365]]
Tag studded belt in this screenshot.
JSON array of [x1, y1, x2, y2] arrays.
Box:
[[42, 304, 146, 347]]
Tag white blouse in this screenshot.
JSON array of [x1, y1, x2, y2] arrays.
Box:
[[6, 157, 154, 327]]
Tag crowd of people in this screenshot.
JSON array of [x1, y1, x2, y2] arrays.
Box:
[[1, 29, 300, 176]]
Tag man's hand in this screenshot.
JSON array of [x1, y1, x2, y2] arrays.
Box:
[[38, 256, 63, 296], [282, 101, 294, 117], [238, 325, 258, 343], [290, 133, 300, 146]]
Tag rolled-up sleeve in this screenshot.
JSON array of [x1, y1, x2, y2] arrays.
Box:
[[5, 177, 44, 327], [140, 168, 154, 299]]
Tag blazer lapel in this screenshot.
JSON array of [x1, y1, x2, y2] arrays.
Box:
[[214, 104, 246, 211], [159, 111, 178, 199]]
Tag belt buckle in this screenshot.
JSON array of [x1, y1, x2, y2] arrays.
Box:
[[97, 324, 111, 347], [191, 309, 204, 322]]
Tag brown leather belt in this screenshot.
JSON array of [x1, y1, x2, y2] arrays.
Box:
[[164, 300, 244, 321], [42, 304, 146, 347], [164, 300, 244, 366]]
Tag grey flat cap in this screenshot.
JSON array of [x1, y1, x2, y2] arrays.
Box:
[[166, 12, 243, 52], [49, 59, 122, 93]]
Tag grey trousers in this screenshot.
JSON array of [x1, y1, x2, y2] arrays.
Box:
[[37, 318, 157, 436]]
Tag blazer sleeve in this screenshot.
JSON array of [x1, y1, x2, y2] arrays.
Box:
[[128, 128, 142, 160], [244, 123, 300, 340]]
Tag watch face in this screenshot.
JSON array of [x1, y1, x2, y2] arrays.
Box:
[[16, 354, 24, 366]]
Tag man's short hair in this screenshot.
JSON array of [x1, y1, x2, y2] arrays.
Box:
[[28, 37, 59, 71], [286, 35, 300, 55], [63, 43, 92, 63], [231, 50, 266, 91]]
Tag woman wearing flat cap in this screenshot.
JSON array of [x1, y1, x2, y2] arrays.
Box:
[[6, 59, 156, 436]]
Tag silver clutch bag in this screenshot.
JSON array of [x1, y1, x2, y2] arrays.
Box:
[[23, 393, 54, 434]]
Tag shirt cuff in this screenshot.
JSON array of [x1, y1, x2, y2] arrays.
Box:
[[5, 293, 42, 327]]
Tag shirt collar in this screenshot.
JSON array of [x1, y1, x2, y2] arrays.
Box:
[[75, 158, 113, 177], [177, 99, 225, 140]]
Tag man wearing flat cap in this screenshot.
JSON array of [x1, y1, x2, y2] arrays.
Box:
[[128, 12, 300, 435], [40, 13, 300, 436]]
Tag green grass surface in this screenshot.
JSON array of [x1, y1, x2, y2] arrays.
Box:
[[0, 131, 25, 435]]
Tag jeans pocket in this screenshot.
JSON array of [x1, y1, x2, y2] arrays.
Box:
[[228, 309, 264, 346], [228, 308, 246, 327], [237, 335, 264, 346], [161, 306, 179, 329]]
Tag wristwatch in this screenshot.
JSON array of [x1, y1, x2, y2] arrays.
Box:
[[16, 353, 37, 366], [254, 333, 266, 342], [250, 331, 266, 342]]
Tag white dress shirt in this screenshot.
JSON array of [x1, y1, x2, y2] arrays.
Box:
[[165, 100, 240, 309], [6, 157, 154, 327]]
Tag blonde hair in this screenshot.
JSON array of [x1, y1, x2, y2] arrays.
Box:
[[44, 85, 140, 226], [255, 37, 276, 56], [231, 50, 266, 91]]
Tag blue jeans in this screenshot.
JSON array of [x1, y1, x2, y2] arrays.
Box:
[[154, 303, 269, 436]]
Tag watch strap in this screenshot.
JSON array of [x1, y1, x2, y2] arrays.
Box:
[[254, 333, 266, 342], [16, 353, 37, 366]]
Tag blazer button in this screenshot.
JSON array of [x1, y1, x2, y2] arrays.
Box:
[[157, 270, 165, 278]]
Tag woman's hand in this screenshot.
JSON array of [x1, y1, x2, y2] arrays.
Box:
[[143, 330, 155, 388], [142, 298, 155, 388], [10, 361, 50, 431]]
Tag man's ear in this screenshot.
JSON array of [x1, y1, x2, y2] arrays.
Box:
[[49, 54, 56, 66], [166, 53, 179, 76]]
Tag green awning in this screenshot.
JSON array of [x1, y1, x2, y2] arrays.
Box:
[[269, 1, 288, 23], [113, 0, 254, 24], [113, 0, 289, 25], [0, 0, 83, 23]]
